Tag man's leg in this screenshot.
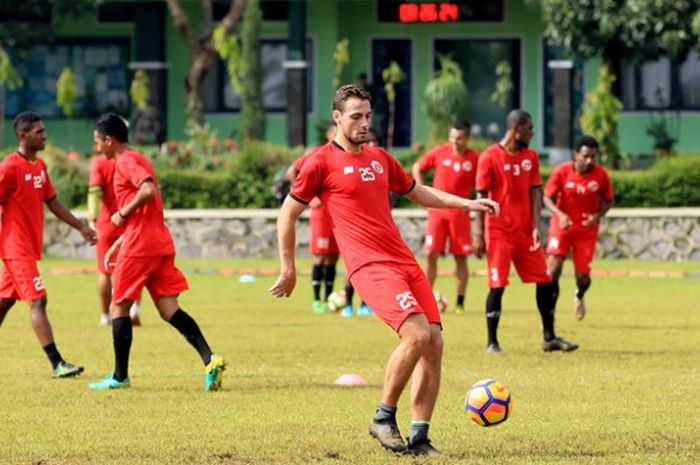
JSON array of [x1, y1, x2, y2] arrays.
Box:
[[574, 271, 592, 320], [546, 255, 565, 311], [97, 272, 112, 326], [109, 299, 134, 383], [322, 253, 339, 302], [485, 287, 505, 353], [408, 323, 443, 447], [454, 255, 468, 311], [311, 254, 326, 313], [0, 297, 16, 327], [425, 252, 439, 288]]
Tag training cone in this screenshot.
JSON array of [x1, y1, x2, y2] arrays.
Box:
[[334, 374, 367, 386]]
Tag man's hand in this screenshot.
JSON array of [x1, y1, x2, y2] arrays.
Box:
[[473, 234, 486, 259], [557, 212, 572, 229], [111, 211, 126, 227], [465, 198, 500, 216], [80, 225, 98, 245], [582, 213, 599, 227], [104, 245, 117, 272], [270, 270, 297, 298], [530, 228, 541, 252]]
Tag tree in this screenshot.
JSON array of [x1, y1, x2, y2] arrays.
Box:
[[240, 0, 264, 141], [166, 0, 245, 125], [382, 61, 405, 150], [536, 0, 700, 66], [423, 56, 468, 144], [579, 65, 623, 167]]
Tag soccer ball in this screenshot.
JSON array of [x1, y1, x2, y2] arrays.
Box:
[[433, 290, 448, 313], [326, 290, 347, 312], [465, 379, 513, 427]]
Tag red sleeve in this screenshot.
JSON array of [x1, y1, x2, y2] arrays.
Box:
[[290, 155, 324, 204], [385, 149, 415, 195], [0, 160, 16, 203], [42, 161, 56, 200], [530, 152, 542, 187], [544, 166, 561, 198], [475, 151, 492, 192], [602, 169, 614, 202], [89, 156, 104, 187], [417, 148, 437, 172], [117, 155, 151, 188]]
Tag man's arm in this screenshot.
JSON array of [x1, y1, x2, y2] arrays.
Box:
[[530, 186, 543, 250], [583, 198, 612, 227], [45, 197, 97, 245], [543, 193, 571, 230], [472, 190, 488, 258], [411, 162, 425, 185], [87, 185, 103, 230], [110, 180, 156, 228], [269, 196, 307, 298], [405, 184, 499, 214]]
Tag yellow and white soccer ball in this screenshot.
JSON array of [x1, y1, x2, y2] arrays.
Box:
[[433, 290, 448, 313], [465, 379, 513, 427], [326, 290, 347, 312]]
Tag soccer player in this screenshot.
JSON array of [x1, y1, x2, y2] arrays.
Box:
[[286, 122, 340, 314], [87, 113, 225, 391], [270, 85, 499, 456], [87, 148, 141, 326], [412, 121, 479, 314], [0, 112, 97, 378], [544, 135, 614, 321], [473, 109, 578, 354]]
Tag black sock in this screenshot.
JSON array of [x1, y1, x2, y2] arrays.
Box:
[[456, 294, 465, 308], [43, 342, 63, 369], [169, 309, 213, 365], [551, 279, 560, 307], [486, 288, 504, 346], [536, 283, 556, 341], [323, 265, 336, 301], [345, 283, 354, 306], [409, 421, 430, 444], [112, 316, 132, 382], [576, 278, 591, 299], [311, 264, 322, 301], [374, 403, 397, 423]]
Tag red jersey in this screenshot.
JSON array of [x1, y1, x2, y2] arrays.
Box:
[[290, 142, 416, 276], [476, 144, 542, 244], [89, 154, 124, 237], [0, 152, 56, 260], [545, 162, 614, 231], [417, 143, 478, 198], [293, 147, 328, 217], [113, 149, 175, 257]]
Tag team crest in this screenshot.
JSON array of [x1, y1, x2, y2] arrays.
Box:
[[587, 180, 599, 192], [462, 161, 473, 172], [452, 162, 461, 172], [371, 160, 384, 174], [521, 159, 532, 171]]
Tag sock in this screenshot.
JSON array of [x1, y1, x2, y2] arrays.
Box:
[[576, 278, 591, 299], [409, 421, 430, 444], [551, 279, 560, 307], [43, 342, 63, 369], [536, 283, 556, 341], [169, 309, 213, 365], [311, 264, 322, 301], [456, 294, 465, 308], [112, 316, 132, 382], [373, 403, 397, 423], [323, 264, 336, 301], [486, 288, 504, 346], [130, 301, 141, 316], [345, 283, 354, 306]]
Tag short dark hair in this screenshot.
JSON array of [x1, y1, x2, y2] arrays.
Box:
[[573, 134, 599, 152], [95, 113, 129, 143], [13, 112, 42, 134], [506, 109, 532, 129], [332, 84, 371, 111], [451, 120, 471, 133]]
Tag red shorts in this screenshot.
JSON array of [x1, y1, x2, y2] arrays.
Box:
[[112, 255, 188, 305], [486, 238, 551, 288], [424, 209, 472, 256], [350, 262, 441, 333], [0, 259, 46, 302], [309, 207, 339, 255], [96, 231, 122, 275], [546, 226, 598, 274]]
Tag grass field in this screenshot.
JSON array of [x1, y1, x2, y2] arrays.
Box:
[[0, 258, 698, 465]]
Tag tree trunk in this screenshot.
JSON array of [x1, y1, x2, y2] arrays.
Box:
[[387, 99, 396, 150], [185, 48, 216, 125]]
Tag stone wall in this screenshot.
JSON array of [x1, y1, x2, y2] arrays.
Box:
[[44, 208, 700, 261]]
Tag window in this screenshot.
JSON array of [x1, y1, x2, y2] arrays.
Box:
[[619, 51, 700, 110], [4, 40, 130, 118], [434, 38, 520, 138], [371, 39, 412, 147], [204, 39, 313, 113]]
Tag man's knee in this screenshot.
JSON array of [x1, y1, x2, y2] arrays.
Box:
[[400, 315, 432, 351], [429, 329, 444, 354], [30, 295, 47, 312]]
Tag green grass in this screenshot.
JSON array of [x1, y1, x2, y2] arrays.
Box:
[[0, 258, 698, 464]]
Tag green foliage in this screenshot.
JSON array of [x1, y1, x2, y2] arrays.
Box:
[[423, 56, 468, 144], [580, 65, 623, 167], [333, 38, 350, 87], [56, 67, 78, 117], [36, 145, 89, 207], [539, 0, 700, 63], [0, 46, 22, 89], [129, 70, 150, 111], [241, 0, 265, 142], [490, 61, 513, 109], [382, 61, 405, 103], [213, 25, 244, 95]]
